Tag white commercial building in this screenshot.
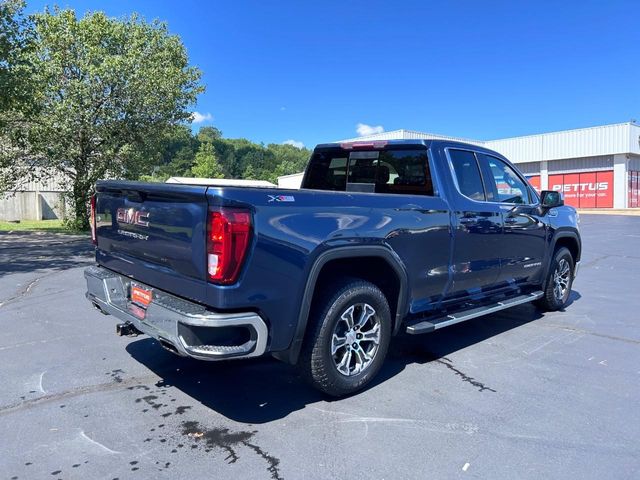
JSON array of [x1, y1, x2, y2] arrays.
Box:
[[279, 121, 640, 209], [276, 172, 305, 189]]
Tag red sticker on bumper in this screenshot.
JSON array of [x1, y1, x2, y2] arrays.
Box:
[[131, 285, 152, 308]]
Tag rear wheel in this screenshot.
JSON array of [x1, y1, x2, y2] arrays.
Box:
[[536, 247, 575, 311], [299, 278, 391, 397]]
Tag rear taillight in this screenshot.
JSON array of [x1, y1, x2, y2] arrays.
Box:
[[207, 207, 252, 284], [90, 195, 97, 245]]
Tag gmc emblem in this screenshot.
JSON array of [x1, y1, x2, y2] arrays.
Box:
[[117, 208, 150, 227]]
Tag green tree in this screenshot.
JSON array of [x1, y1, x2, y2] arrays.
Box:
[[126, 126, 311, 185], [153, 124, 199, 179], [191, 137, 311, 183], [196, 126, 222, 144], [217, 138, 265, 178], [266, 143, 310, 182], [242, 163, 257, 180], [191, 141, 224, 178], [0, 8, 203, 228], [0, 0, 33, 115]]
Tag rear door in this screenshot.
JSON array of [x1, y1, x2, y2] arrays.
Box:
[[446, 149, 503, 295], [302, 144, 452, 310], [95, 181, 210, 302]]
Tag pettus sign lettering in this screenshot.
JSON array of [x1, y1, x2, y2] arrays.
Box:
[[549, 171, 613, 208], [551, 182, 608, 192]]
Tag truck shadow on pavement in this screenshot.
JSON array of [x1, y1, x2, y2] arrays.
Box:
[[0, 232, 94, 276], [126, 293, 580, 425]]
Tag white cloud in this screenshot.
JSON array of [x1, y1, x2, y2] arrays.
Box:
[[283, 139, 305, 149], [191, 111, 213, 123], [356, 123, 385, 136]]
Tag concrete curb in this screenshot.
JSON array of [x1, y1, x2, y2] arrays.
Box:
[[577, 209, 640, 216]]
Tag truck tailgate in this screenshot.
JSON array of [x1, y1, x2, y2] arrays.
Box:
[[94, 181, 209, 302]]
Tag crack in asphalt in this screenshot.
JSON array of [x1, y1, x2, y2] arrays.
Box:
[[580, 252, 640, 268], [0, 238, 89, 252], [0, 266, 86, 308], [436, 357, 497, 393], [0, 275, 45, 308], [545, 324, 640, 346], [579, 254, 613, 268], [0, 333, 101, 352], [0, 375, 159, 416]]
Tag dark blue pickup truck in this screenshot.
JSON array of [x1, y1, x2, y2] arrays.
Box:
[[85, 139, 581, 396]]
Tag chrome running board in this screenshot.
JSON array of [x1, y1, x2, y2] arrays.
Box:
[[405, 291, 544, 335]]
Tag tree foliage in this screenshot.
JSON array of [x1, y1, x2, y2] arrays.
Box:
[[210, 137, 310, 184], [191, 140, 224, 178], [196, 126, 222, 144], [148, 124, 199, 181], [148, 126, 311, 184], [1, 3, 310, 231], [0, 0, 33, 114], [0, 7, 203, 228]]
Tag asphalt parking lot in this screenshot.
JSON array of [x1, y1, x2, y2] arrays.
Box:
[[1, 215, 639, 480]]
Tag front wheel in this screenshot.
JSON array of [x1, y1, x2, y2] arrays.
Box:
[[298, 278, 391, 397], [536, 247, 575, 311]]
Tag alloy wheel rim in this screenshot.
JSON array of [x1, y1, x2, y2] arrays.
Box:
[[331, 303, 381, 377], [553, 258, 571, 302]]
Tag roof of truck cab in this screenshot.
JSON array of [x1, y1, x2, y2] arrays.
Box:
[[315, 139, 432, 149], [314, 138, 508, 158], [315, 138, 498, 150]]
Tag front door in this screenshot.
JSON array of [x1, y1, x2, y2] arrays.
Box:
[[476, 153, 547, 286]]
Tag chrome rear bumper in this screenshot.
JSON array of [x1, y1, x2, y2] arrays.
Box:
[[84, 265, 268, 360]]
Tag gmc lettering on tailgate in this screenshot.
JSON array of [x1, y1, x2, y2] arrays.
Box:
[[116, 208, 150, 227]]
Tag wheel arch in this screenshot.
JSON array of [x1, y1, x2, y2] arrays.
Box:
[[542, 229, 581, 290], [553, 231, 581, 263], [281, 246, 409, 365]]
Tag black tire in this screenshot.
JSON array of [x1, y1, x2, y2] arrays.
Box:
[[298, 277, 392, 397], [536, 247, 575, 311]]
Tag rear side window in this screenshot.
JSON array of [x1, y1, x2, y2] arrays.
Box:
[[302, 148, 434, 196], [449, 149, 486, 201]]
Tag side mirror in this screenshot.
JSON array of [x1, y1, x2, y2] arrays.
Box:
[[540, 190, 564, 208]]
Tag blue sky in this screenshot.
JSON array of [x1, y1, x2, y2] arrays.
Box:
[[27, 0, 640, 148]]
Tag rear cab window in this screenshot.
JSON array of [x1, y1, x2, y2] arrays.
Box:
[[302, 146, 434, 196]]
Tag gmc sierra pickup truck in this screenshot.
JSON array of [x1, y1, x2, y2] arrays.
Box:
[[85, 139, 581, 396]]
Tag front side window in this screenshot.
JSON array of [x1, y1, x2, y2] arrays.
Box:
[[449, 149, 486, 201], [478, 154, 531, 204]]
